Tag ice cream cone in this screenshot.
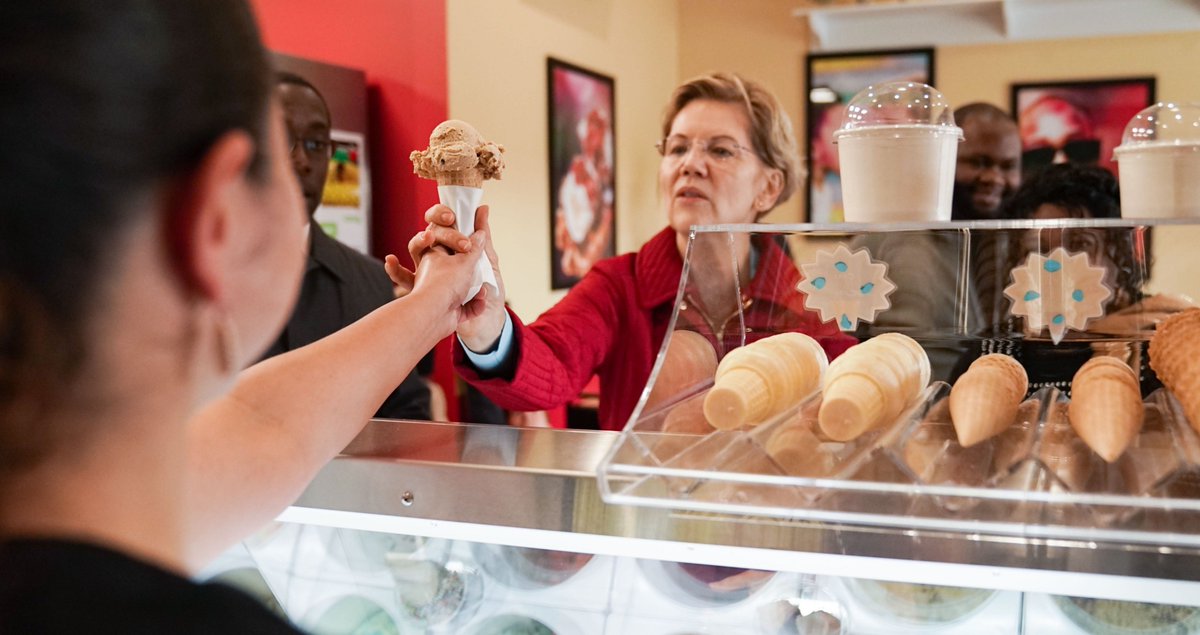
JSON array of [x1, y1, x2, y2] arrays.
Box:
[[819, 371, 889, 441], [950, 354, 1028, 447], [817, 334, 927, 441], [436, 170, 483, 188], [1068, 356, 1144, 462], [704, 368, 772, 429], [702, 332, 827, 429], [765, 422, 828, 477], [1150, 308, 1200, 433], [411, 119, 505, 184], [646, 330, 719, 412]]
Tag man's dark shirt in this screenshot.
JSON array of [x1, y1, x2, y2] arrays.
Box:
[[262, 225, 431, 420]]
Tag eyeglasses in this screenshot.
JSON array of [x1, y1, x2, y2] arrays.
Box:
[[655, 135, 754, 165], [289, 135, 332, 158], [1021, 139, 1101, 169]]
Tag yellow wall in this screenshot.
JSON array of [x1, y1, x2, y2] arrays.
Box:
[[676, 0, 812, 224], [446, 0, 678, 319], [937, 31, 1200, 114], [449, 1, 1200, 317]]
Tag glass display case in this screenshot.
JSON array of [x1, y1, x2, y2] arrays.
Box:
[[202, 221, 1200, 634]]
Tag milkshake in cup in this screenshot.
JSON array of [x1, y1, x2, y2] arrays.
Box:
[[834, 82, 963, 223], [1113, 102, 1200, 219]]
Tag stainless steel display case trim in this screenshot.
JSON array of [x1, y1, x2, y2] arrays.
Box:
[[287, 420, 1200, 606]]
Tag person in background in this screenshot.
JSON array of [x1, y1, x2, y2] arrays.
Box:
[[403, 73, 854, 431], [952, 102, 1022, 222], [985, 163, 1191, 395], [951, 103, 1024, 331], [264, 72, 431, 420], [0, 1, 484, 631]]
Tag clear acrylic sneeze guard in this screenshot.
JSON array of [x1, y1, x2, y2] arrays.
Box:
[[598, 219, 1200, 547]]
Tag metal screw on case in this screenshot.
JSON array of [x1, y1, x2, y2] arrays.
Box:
[[400, 491, 415, 506]]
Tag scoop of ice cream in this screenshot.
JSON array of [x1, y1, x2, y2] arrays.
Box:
[[410, 119, 505, 183]]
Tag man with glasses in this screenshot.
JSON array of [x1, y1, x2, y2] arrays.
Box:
[[262, 72, 431, 420]]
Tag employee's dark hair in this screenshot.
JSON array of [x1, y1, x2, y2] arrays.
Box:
[[0, 0, 271, 469], [1005, 163, 1148, 306]]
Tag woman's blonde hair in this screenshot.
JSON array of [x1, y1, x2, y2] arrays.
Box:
[[661, 72, 803, 211]]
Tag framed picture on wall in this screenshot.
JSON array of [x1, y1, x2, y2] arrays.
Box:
[[1011, 77, 1156, 178], [805, 47, 934, 223], [547, 57, 616, 290]]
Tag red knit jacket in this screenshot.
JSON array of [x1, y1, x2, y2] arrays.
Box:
[[455, 228, 855, 431]]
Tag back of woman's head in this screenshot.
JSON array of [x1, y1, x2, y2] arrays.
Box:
[[662, 72, 802, 211], [1005, 163, 1120, 220], [0, 0, 270, 469]]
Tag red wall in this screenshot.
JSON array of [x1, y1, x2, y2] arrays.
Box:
[[249, 0, 460, 420]]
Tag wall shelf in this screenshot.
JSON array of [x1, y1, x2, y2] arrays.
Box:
[[795, 0, 1200, 52]]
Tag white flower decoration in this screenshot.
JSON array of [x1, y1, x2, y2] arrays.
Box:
[[797, 243, 896, 331], [1004, 246, 1112, 344]]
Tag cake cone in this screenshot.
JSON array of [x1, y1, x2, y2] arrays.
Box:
[[704, 367, 773, 429], [819, 372, 890, 441], [645, 330, 718, 411], [1150, 308, 1200, 434], [950, 354, 1028, 447], [818, 333, 928, 441], [765, 422, 828, 477], [702, 332, 827, 429], [1068, 356, 1144, 462]]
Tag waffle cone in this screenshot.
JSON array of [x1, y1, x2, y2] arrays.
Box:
[[1150, 308, 1200, 433], [950, 355, 1027, 447], [436, 169, 483, 187], [818, 372, 887, 441], [1068, 357, 1143, 462]]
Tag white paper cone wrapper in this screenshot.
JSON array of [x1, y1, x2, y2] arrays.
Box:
[[438, 185, 496, 304]]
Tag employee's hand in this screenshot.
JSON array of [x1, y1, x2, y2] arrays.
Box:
[[402, 204, 508, 352]]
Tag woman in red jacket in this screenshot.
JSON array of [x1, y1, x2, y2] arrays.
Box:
[[407, 73, 852, 431]]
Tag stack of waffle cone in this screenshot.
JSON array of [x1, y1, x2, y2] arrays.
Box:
[[949, 354, 1028, 447], [818, 333, 930, 442], [1068, 356, 1144, 463], [702, 332, 828, 429], [1150, 308, 1200, 434]]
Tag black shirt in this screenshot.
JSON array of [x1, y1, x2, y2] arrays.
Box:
[[262, 225, 432, 420], [0, 539, 301, 634]]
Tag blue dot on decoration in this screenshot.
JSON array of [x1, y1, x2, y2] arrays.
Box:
[[840, 314, 852, 329], [812, 277, 826, 289], [1023, 290, 1040, 301], [1052, 314, 1065, 325], [1072, 289, 1084, 302], [860, 282, 875, 294], [1044, 259, 1062, 273], [834, 261, 848, 272]]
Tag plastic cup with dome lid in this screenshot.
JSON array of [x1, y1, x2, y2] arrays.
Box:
[[833, 82, 963, 223], [1113, 102, 1200, 219]]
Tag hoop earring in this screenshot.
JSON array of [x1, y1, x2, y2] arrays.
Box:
[[215, 310, 240, 376]]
